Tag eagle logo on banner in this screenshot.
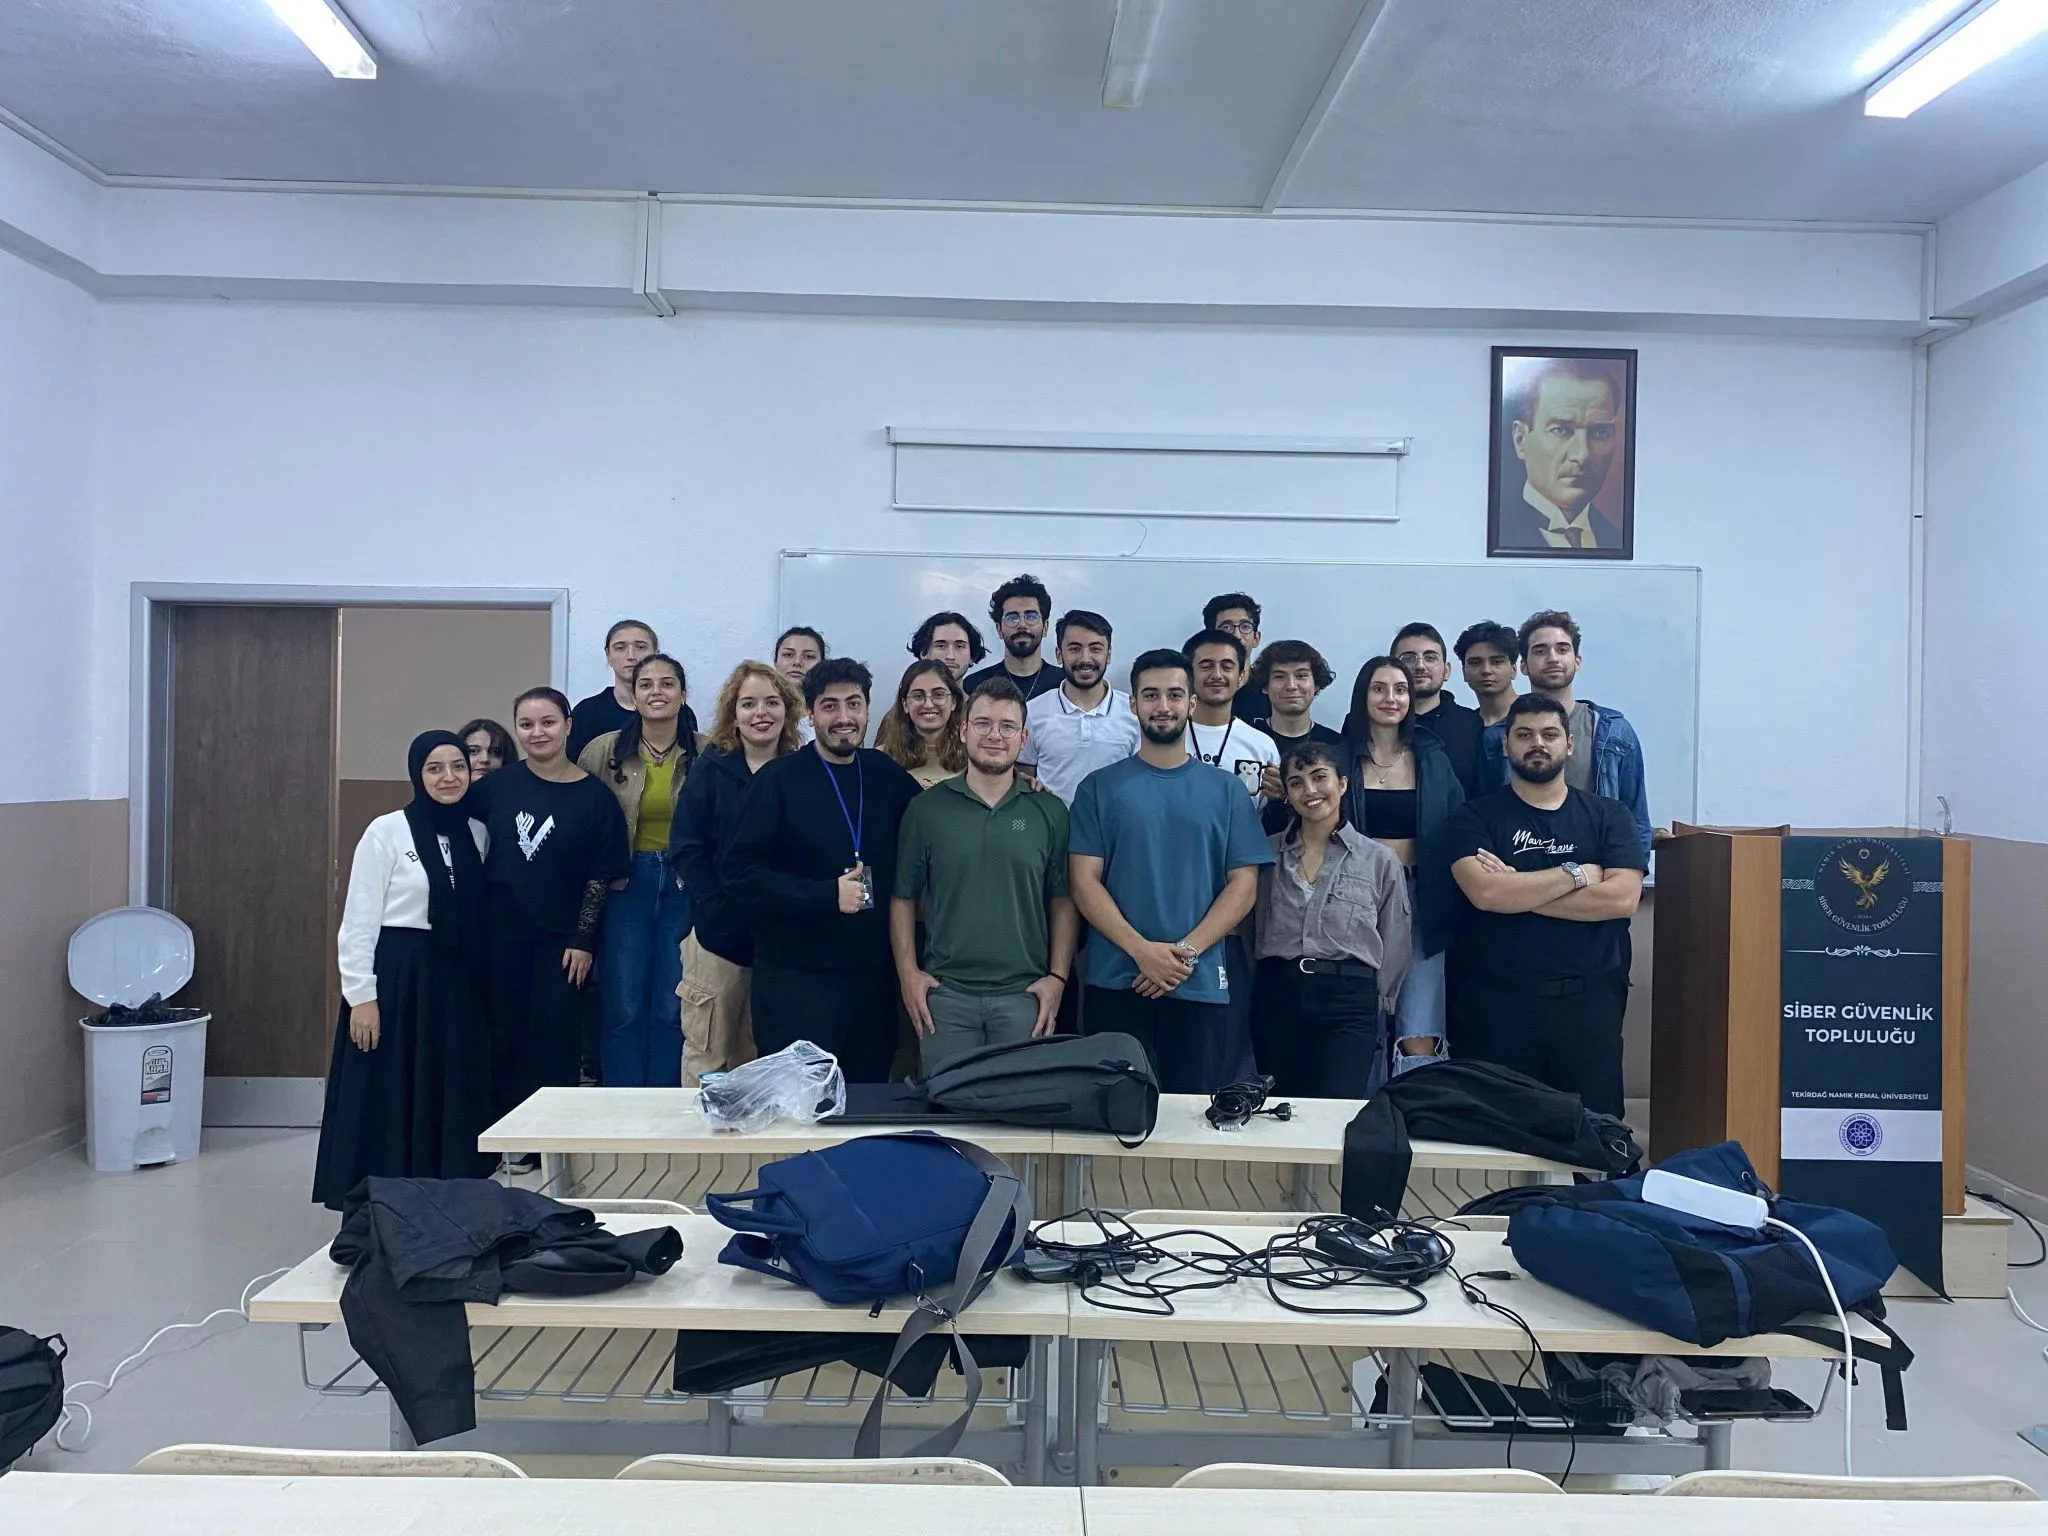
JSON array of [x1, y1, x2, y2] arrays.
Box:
[[1839, 853, 1891, 910]]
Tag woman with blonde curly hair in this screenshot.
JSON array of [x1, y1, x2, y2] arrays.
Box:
[[665, 661, 802, 1081], [875, 659, 967, 789]]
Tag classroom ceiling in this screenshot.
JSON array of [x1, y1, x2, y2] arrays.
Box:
[[3, 0, 2046, 222]]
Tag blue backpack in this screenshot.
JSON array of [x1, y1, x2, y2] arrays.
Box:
[[1501, 1142, 1915, 1427], [706, 1132, 1029, 1455]]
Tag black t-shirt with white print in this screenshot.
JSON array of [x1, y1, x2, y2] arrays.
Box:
[[470, 762, 630, 940], [1445, 786, 1646, 981]]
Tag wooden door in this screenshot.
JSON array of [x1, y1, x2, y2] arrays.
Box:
[[166, 605, 339, 1107]]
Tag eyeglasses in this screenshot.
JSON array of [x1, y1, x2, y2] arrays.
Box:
[[968, 719, 1022, 738], [1395, 650, 1444, 666], [999, 610, 1043, 628], [1215, 620, 1257, 638]]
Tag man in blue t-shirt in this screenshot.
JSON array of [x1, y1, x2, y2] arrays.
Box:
[[1068, 648, 1275, 1093]]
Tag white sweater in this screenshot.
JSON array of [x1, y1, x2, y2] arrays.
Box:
[[337, 809, 490, 1007]]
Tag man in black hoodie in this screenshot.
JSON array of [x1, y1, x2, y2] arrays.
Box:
[[724, 658, 921, 1083], [1392, 622, 1485, 799]]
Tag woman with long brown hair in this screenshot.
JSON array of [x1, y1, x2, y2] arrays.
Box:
[[875, 659, 966, 789], [577, 653, 702, 1087], [667, 661, 803, 1082]]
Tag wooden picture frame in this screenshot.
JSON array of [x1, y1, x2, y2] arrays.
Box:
[[1488, 345, 1637, 560]]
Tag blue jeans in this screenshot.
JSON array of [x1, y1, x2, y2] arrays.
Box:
[[599, 852, 691, 1087]]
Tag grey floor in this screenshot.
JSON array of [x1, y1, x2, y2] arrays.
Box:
[[4, 1127, 2048, 1483]]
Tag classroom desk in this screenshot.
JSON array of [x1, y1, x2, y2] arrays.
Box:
[[1083, 1486, 2048, 1535], [1047, 1220, 1884, 1486], [249, 1214, 1064, 1482], [9, 1474, 2040, 1536], [0, 1472, 1084, 1536], [477, 1087, 1057, 1194], [1051, 1093, 1589, 1210], [478, 1088, 1588, 1213]]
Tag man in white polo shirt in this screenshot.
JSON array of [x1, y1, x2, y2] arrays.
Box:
[[1020, 609, 1140, 806]]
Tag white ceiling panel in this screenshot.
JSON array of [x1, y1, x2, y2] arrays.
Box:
[[0, 0, 2046, 220], [1282, 0, 2048, 221], [0, 0, 1364, 204]]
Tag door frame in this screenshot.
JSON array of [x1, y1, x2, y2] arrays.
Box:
[[132, 585, 569, 1126], [132, 583, 571, 906]]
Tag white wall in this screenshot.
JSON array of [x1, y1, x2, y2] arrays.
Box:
[[89, 301, 1915, 825], [1924, 295, 2048, 839], [0, 247, 94, 804]]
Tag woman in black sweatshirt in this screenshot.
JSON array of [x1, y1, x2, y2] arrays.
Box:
[[722, 658, 921, 1084], [667, 661, 803, 1084]]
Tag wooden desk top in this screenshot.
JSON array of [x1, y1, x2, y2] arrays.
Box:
[[248, 1214, 1067, 1336], [1082, 1486, 2048, 1534], [1050, 1223, 1883, 1359], [1055, 1094, 1591, 1173], [0, 1473, 1083, 1536], [478, 1087, 1056, 1158]]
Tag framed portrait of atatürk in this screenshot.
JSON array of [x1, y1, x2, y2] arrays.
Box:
[[1488, 346, 1636, 560]]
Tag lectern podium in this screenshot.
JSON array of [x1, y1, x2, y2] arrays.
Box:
[[1649, 826, 1969, 1218]]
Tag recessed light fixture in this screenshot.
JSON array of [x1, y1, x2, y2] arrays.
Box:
[[1102, 0, 1166, 109], [263, 0, 378, 80], [1865, 0, 2048, 117]]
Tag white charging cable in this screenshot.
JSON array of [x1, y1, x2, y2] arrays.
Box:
[[1763, 1215, 1854, 1477], [52, 1267, 293, 1452], [1640, 1170, 1856, 1477]]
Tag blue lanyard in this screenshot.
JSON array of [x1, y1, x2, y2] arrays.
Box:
[[819, 749, 865, 862]]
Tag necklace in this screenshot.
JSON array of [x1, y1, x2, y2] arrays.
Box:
[[1362, 743, 1408, 787], [642, 736, 678, 766]]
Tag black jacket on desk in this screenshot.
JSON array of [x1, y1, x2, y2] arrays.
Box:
[[1338, 1060, 1641, 1221], [329, 1177, 681, 1444], [722, 745, 922, 974], [667, 745, 758, 967]]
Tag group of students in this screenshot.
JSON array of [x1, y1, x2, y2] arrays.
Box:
[[310, 579, 1654, 1207]]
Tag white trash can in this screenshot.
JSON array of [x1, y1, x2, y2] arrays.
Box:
[[69, 906, 210, 1172]]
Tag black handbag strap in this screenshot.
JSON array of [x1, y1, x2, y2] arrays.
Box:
[[852, 1137, 1031, 1459]]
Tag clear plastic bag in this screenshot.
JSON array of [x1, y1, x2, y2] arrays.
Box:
[[699, 1040, 846, 1133]]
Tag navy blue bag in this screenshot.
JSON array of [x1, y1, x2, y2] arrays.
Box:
[[1503, 1142, 1914, 1426], [706, 1131, 1029, 1455]]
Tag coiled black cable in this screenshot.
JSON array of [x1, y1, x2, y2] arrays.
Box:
[[1205, 1075, 1294, 1130], [1022, 1209, 1451, 1318]]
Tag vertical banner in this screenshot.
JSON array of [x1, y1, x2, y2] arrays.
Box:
[[1780, 836, 1944, 1293]]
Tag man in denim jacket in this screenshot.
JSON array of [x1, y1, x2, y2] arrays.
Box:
[[1477, 610, 1651, 856]]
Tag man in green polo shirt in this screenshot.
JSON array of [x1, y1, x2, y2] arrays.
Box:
[[891, 675, 1078, 1073]]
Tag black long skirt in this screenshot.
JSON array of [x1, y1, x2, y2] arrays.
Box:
[[312, 926, 496, 1210]]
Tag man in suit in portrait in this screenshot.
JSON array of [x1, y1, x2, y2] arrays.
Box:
[[1495, 359, 1626, 553]]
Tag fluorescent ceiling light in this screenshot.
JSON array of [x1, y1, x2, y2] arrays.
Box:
[[264, 0, 378, 80], [1102, 0, 1166, 109], [1865, 0, 2048, 117]]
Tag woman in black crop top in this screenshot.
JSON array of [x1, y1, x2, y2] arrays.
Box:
[[1342, 657, 1466, 1087]]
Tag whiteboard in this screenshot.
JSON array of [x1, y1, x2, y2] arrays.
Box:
[[779, 551, 1699, 827]]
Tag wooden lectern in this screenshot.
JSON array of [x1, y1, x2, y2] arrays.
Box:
[[1648, 826, 1971, 1214]]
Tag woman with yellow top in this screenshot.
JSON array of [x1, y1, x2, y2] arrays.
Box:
[[578, 653, 703, 1086], [875, 659, 967, 789]]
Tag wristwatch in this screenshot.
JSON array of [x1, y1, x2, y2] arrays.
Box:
[[1563, 861, 1589, 890], [1172, 940, 1201, 961]]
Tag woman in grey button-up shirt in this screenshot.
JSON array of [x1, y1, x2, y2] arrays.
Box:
[[1248, 739, 1412, 1097]]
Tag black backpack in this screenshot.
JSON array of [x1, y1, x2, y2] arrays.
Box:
[[0, 1330, 64, 1472], [912, 1034, 1158, 1145]]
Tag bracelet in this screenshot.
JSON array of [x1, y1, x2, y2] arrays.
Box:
[[1048, 972, 1068, 983]]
